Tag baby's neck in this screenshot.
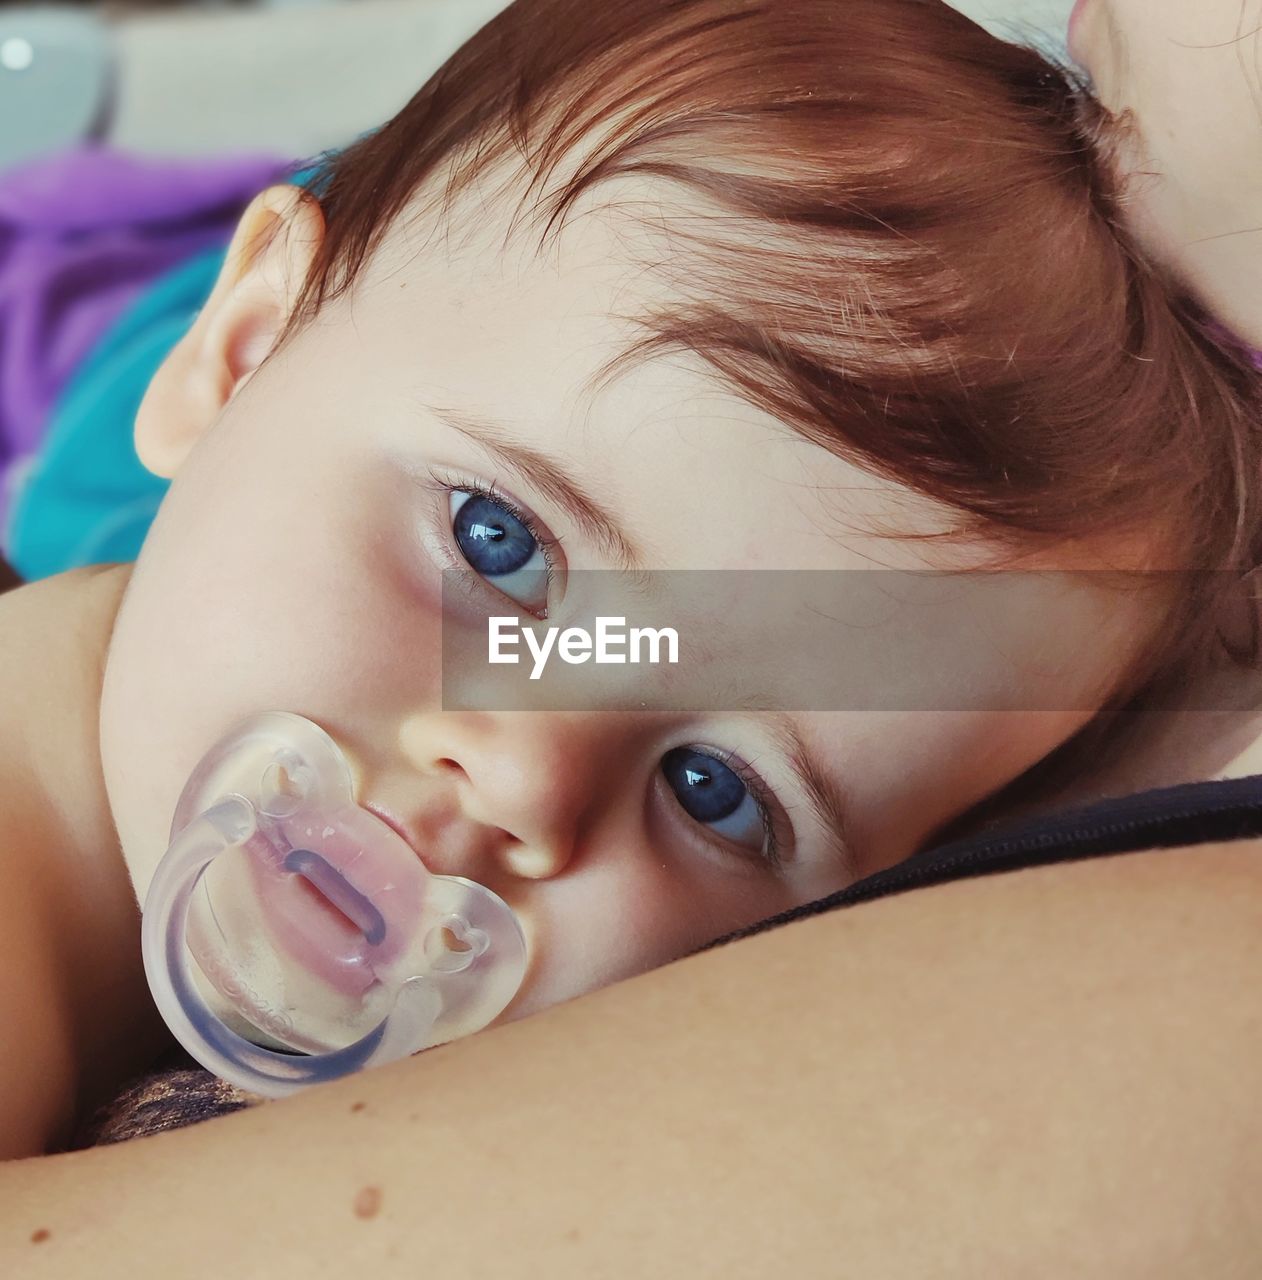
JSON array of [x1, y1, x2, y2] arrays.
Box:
[[1137, 180, 1262, 353], [0, 565, 173, 1112]]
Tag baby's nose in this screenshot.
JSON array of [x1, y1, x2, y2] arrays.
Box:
[[384, 710, 624, 882]]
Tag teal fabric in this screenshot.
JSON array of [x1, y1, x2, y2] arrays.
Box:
[[5, 247, 220, 579]]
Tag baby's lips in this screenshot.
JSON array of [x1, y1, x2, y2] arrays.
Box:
[[243, 805, 428, 998]]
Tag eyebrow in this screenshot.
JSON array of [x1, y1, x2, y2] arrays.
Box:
[[424, 402, 644, 571], [760, 711, 860, 880]]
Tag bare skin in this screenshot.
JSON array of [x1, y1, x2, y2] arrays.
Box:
[[0, 566, 170, 1156], [2, 838, 1261, 1278]]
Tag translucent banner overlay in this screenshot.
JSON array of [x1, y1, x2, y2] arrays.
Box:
[[441, 569, 1262, 712]]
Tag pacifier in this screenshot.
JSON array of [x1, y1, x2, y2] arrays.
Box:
[[141, 712, 528, 1097]]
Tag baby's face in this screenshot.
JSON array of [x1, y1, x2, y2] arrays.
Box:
[[100, 174, 1154, 1022]]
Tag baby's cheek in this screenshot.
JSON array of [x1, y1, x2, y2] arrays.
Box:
[[507, 865, 692, 1015], [592, 864, 786, 993]]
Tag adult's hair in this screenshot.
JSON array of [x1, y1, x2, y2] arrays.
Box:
[[281, 0, 1262, 685]]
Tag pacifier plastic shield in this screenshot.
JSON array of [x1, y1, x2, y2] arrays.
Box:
[[142, 712, 528, 1094]]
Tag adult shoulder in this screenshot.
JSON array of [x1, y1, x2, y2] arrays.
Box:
[[5, 841, 1261, 1276]]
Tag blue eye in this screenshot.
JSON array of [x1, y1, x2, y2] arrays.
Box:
[[451, 490, 551, 611], [661, 747, 771, 858]]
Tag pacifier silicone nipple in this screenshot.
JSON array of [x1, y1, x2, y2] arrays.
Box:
[[141, 713, 527, 1097]]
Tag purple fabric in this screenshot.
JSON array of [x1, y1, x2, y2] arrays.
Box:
[[0, 144, 288, 498]]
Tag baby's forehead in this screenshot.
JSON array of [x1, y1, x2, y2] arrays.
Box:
[[348, 165, 962, 565], [374, 165, 680, 347]]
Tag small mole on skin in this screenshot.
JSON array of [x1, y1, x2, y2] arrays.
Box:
[[354, 1186, 383, 1220], [350, 1101, 366, 1113], [30, 1228, 51, 1244], [565, 1228, 581, 1243]]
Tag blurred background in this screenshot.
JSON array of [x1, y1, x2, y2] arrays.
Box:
[[0, 0, 1077, 171]]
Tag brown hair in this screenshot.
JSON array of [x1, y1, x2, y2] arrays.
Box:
[[282, 0, 1261, 672]]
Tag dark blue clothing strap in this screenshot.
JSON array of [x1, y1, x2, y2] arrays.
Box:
[[702, 773, 1262, 951]]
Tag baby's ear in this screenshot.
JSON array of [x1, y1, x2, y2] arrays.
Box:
[[134, 184, 325, 479]]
